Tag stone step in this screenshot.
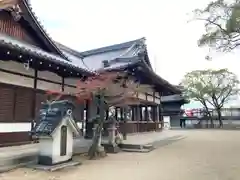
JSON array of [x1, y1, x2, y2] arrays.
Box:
[[28, 161, 81, 172], [121, 148, 153, 153], [142, 144, 154, 149], [119, 143, 154, 150]]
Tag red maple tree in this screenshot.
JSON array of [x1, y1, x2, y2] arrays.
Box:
[[45, 71, 141, 106]]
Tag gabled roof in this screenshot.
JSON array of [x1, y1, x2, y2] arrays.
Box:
[[33, 100, 80, 136], [79, 37, 152, 71], [101, 55, 182, 94], [19, 0, 69, 59]]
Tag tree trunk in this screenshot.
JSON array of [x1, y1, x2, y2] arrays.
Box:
[[207, 111, 214, 128], [216, 108, 223, 128], [203, 105, 214, 128], [122, 107, 128, 140], [88, 94, 106, 159], [88, 120, 104, 159]]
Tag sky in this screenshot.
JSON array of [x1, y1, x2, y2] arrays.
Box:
[[30, 0, 240, 108]]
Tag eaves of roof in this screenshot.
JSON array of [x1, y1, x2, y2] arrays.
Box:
[[0, 33, 93, 76], [20, 0, 69, 60], [139, 58, 182, 94]]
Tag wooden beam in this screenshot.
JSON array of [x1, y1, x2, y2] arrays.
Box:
[[61, 77, 64, 92]]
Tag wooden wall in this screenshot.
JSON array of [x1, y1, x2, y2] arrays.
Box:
[[0, 60, 80, 146], [0, 10, 41, 47]]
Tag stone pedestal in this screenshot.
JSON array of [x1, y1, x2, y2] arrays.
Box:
[[103, 126, 120, 153]]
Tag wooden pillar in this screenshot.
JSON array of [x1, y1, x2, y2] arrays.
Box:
[[144, 105, 148, 121], [152, 105, 156, 122], [85, 100, 93, 139], [122, 107, 128, 140], [158, 104, 163, 129], [120, 108, 124, 121], [131, 106, 135, 121], [135, 106, 141, 133], [61, 77, 65, 92], [115, 107, 118, 120], [139, 106, 143, 121], [30, 69, 38, 141], [136, 106, 141, 121], [31, 69, 37, 119], [155, 105, 159, 122], [153, 105, 159, 131]]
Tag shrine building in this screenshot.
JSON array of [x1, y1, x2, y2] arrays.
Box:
[[0, 0, 187, 147]]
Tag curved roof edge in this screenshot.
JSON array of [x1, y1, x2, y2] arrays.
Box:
[[141, 59, 182, 94], [21, 0, 69, 60], [80, 37, 146, 57]]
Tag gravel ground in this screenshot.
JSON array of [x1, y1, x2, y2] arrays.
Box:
[[1, 130, 240, 180]]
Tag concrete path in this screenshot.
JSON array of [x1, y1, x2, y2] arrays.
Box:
[[2, 129, 240, 180]]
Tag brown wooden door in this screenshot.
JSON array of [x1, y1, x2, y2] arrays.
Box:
[[0, 84, 14, 122], [60, 125, 67, 156]]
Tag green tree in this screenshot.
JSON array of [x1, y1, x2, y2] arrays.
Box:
[[193, 0, 240, 52], [180, 69, 239, 127]]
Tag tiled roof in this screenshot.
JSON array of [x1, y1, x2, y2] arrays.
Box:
[[79, 38, 146, 71], [0, 33, 92, 75], [99, 56, 141, 71], [80, 38, 146, 57], [33, 100, 80, 136]]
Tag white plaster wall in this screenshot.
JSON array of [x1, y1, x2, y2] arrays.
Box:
[[147, 95, 154, 102], [0, 60, 64, 92], [0, 122, 31, 132], [0, 71, 34, 88], [155, 92, 160, 98], [51, 119, 73, 164], [138, 93, 146, 100], [38, 71, 62, 83], [0, 60, 34, 76], [38, 137, 53, 157], [37, 80, 62, 91], [155, 98, 161, 104]]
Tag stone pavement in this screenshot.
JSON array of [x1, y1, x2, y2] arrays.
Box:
[[0, 130, 184, 172]]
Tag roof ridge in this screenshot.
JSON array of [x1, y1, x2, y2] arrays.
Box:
[[80, 37, 146, 57], [55, 41, 84, 58]]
